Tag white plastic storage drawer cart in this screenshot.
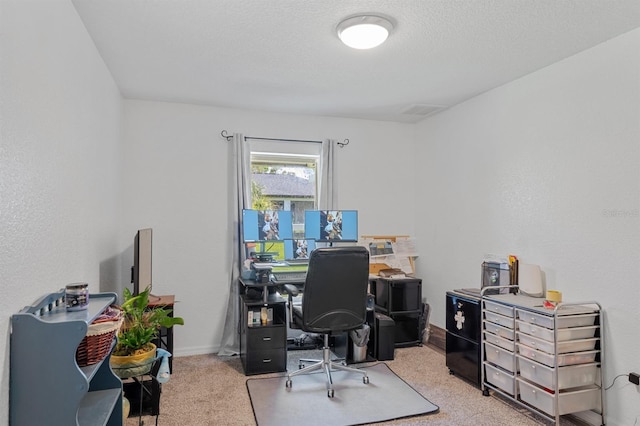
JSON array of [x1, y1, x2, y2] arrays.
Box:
[[480, 289, 604, 426]]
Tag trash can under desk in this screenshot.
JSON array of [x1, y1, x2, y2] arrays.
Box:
[[369, 312, 395, 361]]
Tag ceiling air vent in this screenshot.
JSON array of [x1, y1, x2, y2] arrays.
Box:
[[401, 104, 444, 116]]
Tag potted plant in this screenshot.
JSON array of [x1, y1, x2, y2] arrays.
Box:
[[110, 287, 184, 378]]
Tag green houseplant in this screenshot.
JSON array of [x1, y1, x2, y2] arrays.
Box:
[[110, 287, 184, 378]]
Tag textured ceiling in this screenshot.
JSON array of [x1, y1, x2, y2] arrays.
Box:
[[71, 0, 640, 123]]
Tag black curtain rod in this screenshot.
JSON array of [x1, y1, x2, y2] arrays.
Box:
[[247, 136, 323, 144], [220, 130, 350, 147]]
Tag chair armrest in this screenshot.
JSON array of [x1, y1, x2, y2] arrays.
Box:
[[278, 284, 301, 328], [281, 284, 300, 298]]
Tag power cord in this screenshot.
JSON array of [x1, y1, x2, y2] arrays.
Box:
[[605, 373, 629, 390]]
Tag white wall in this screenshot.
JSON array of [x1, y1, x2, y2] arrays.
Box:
[[0, 0, 124, 423], [122, 100, 418, 355], [414, 28, 640, 425], [3, 0, 638, 423]]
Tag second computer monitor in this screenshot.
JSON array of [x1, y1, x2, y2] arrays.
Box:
[[242, 209, 293, 242], [285, 239, 316, 260], [304, 210, 358, 242]]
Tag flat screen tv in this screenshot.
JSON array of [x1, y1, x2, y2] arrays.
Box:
[[242, 209, 293, 242], [304, 210, 358, 242], [132, 228, 152, 296]]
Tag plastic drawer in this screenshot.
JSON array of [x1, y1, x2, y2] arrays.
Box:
[[517, 320, 599, 343], [484, 331, 515, 351], [517, 331, 555, 354], [484, 341, 516, 373], [484, 310, 514, 329], [484, 321, 515, 340], [516, 320, 554, 341], [517, 332, 599, 354], [484, 362, 515, 396], [517, 378, 601, 416], [517, 343, 598, 367], [516, 310, 597, 330], [484, 300, 514, 318], [517, 356, 599, 391]]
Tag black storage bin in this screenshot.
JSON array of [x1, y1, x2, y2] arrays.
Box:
[[375, 278, 422, 312]]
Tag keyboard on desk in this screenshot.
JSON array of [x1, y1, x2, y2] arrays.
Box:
[[271, 271, 307, 283]]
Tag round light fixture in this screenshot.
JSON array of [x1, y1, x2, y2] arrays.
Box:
[[337, 15, 393, 50]]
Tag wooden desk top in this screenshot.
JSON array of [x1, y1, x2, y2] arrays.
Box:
[[148, 294, 175, 307]]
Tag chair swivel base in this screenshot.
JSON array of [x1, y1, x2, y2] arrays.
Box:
[[285, 335, 369, 398]]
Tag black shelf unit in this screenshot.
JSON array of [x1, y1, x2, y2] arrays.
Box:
[[370, 277, 423, 347]]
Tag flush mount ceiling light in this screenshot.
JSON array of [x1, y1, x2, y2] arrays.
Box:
[[337, 15, 393, 49]]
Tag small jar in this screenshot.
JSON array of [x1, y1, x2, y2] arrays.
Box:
[[66, 283, 89, 311]]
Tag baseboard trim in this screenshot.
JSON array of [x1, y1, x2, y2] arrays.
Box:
[[427, 324, 445, 352]]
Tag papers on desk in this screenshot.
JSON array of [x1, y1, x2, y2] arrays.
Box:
[[359, 236, 418, 276]]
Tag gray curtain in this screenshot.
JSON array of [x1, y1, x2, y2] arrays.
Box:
[[218, 133, 250, 356], [318, 139, 336, 210]]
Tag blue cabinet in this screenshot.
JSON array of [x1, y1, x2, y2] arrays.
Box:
[[10, 290, 123, 425]]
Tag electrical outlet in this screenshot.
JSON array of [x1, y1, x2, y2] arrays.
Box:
[[629, 372, 640, 385]]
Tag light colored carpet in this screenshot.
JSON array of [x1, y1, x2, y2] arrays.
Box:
[[125, 344, 582, 425], [247, 363, 439, 426]]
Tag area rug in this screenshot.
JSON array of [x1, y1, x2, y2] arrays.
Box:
[[246, 362, 439, 426]]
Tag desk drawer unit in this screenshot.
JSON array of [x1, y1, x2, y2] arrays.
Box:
[[240, 296, 287, 375], [243, 325, 286, 375]]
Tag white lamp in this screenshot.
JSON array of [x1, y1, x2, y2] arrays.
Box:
[[337, 15, 393, 50]]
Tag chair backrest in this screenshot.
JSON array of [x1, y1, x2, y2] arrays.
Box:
[[300, 246, 370, 334]]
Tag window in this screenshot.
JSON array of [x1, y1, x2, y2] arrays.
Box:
[[249, 141, 321, 239]]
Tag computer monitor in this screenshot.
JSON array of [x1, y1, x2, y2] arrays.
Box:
[[246, 240, 286, 261], [284, 239, 316, 260], [132, 228, 152, 296], [304, 210, 358, 242], [242, 209, 293, 242]]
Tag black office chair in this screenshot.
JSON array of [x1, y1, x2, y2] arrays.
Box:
[[284, 246, 371, 398]]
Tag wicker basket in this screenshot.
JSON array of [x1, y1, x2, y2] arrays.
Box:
[[76, 309, 124, 367]]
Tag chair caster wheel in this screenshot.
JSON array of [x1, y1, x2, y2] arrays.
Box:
[[328, 389, 334, 398], [285, 379, 292, 388], [298, 364, 304, 369], [482, 389, 490, 397], [363, 376, 369, 384]]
